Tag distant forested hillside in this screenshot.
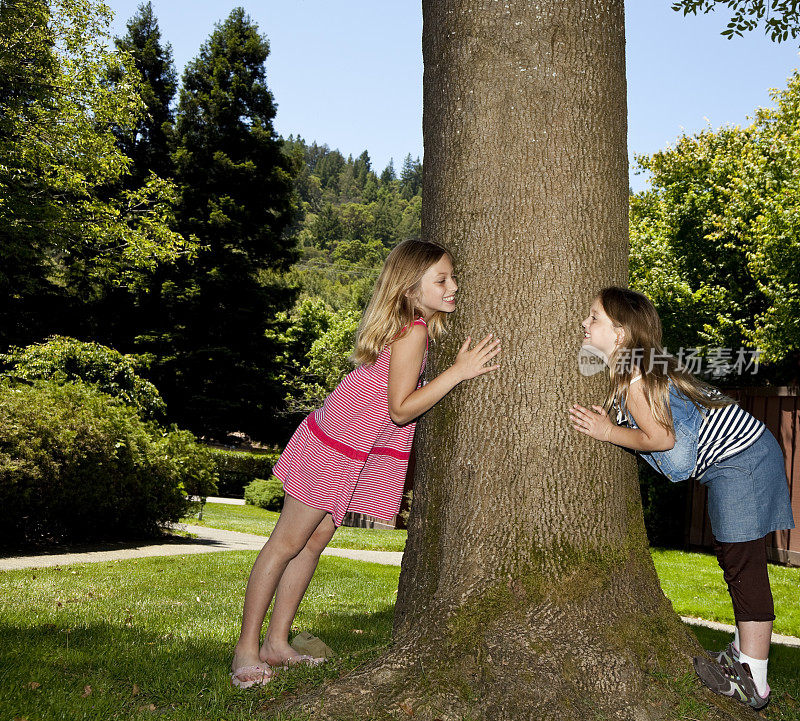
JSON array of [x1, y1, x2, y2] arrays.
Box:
[[282, 137, 422, 310]]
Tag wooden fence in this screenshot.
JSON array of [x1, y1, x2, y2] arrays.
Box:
[[687, 387, 799, 566]]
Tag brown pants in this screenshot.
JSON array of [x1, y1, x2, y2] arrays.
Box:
[[713, 536, 775, 623]]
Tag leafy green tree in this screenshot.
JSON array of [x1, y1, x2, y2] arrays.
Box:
[[339, 203, 375, 241], [146, 7, 297, 439], [630, 71, 800, 376], [264, 297, 334, 414], [332, 236, 389, 267], [284, 261, 378, 314], [268, 299, 360, 415], [0, 0, 189, 349], [672, 0, 800, 42]]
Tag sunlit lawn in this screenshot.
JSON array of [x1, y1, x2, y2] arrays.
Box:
[[651, 548, 800, 639], [187, 502, 409, 552], [1, 547, 799, 721], [189, 503, 800, 637], [0, 553, 398, 721]]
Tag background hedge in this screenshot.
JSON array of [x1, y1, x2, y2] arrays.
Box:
[[244, 476, 285, 511], [0, 380, 217, 545], [0, 336, 166, 419], [208, 448, 280, 497]]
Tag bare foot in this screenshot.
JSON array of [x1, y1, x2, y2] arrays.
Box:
[[231, 646, 272, 687], [259, 637, 303, 667]]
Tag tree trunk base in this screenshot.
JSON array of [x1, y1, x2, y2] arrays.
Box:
[[267, 642, 758, 721], [265, 563, 760, 721]]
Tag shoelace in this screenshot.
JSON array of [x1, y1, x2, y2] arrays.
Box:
[[720, 664, 744, 681]]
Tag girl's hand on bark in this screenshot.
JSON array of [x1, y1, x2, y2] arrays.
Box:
[[568, 403, 614, 442], [452, 334, 501, 381]]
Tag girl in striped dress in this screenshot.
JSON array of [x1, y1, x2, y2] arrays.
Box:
[[230, 239, 501, 688], [568, 287, 794, 711]]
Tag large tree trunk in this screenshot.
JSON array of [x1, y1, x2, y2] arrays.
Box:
[[278, 2, 756, 719]]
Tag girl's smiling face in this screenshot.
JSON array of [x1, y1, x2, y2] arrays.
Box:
[[410, 254, 458, 320], [581, 300, 623, 356]]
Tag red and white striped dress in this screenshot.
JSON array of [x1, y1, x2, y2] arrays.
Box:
[[273, 318, 428, 527]]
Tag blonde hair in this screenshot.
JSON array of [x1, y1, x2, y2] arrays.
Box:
[[351, 239, 452, 365], [598, 287, 732, 432]]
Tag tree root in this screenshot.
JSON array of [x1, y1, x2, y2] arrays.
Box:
[[263, 611, 760, 721]]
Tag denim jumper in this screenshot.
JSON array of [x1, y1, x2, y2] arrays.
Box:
[[619, 382, 794, 543]]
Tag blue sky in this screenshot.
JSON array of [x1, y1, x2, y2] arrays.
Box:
[[106, 1, 799, 192]]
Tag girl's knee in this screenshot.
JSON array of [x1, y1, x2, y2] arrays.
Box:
[[305, 523, 335, 556], [266, 533, 306, 562]]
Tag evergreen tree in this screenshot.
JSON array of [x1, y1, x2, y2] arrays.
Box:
[[148, 7, 297, 439], [315, 149, 346, 194], [353, 149, 371, 188], [380, 158, 397, 184], [112, 1, 177, 186], [338, 155, 359, 201], [305, 141, 330, 174], [311, 204, 344, 251], [81, 2, 180, 350], [399, 153, 423, 199], [363, 173, 378, 202]]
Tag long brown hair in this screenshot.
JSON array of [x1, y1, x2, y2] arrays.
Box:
[[598, 287, 732, 432], [351, 239, 452, 365]]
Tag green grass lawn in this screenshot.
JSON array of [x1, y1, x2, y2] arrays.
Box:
[[0, 553, 399, 721], [187, 502, 409, 552], [651, 548, 800, 639], [1, 549, 799, 721], [190, 503, 800, 638]]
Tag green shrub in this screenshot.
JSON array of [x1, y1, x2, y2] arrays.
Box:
[[208, 448, 280, 496], [244, 476, 285, 511], [0, 379, 217, 544], [0, 336, 166, 419], [161, 429, 219, 500]]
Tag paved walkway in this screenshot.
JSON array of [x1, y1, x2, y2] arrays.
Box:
[[1, 524, 797, 649], [0, 524, 402, 571], [205, 496, 246, 505]]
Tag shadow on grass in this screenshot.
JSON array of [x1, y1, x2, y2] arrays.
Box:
[[4, 608, 796, 721], [0, 607, 396, 721], [0, 531, 224, 560]]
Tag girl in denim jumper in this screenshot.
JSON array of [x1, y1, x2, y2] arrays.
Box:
[[568, 287, 794, 711]]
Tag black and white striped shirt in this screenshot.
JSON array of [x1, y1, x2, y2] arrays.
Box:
[[693, 400, 764, 478], [615, 377, 764, 478]]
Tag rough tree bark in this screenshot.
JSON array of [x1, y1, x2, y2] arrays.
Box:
[[278, 2, 758, 719]]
